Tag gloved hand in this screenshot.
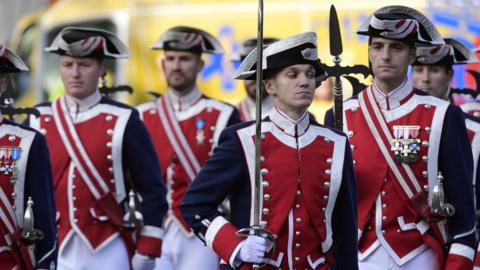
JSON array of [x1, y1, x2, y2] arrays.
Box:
[[236, 235, 268, 264], [132, 252, 156, 270]]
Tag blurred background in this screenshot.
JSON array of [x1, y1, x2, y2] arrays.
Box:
[[1, 0, 480, 122]]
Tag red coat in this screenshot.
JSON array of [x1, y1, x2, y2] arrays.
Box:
[[325, 82, 476, 270], [181, 108, 358, 270], [30, 94, 167, 257], [137, 88, 240, 235], [0, 119, 57, 269]]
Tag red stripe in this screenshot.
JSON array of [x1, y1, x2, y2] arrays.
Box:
[[54, 99, 105, 195], [397, 20, 414, 36], [361, 90, 418, 195]]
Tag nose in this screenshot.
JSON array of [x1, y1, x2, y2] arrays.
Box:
[[381, 47, 391, 61], [298, 73, 312, 87], [71, 64, 81, 77]]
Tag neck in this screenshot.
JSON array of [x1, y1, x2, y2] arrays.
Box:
[[275, 104, 307, 121], [170, 85, 196, 97], [374, 76, 406, 94]]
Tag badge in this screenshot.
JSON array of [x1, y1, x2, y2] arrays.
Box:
[[391, 125, 421, 164], [0, 146, 22, 176], [195, 118, 206, 145]]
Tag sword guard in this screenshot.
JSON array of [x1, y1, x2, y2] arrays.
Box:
[[236, 225, 277, 269], [122, 190, 144, 230], [21, 197, 44, 243]]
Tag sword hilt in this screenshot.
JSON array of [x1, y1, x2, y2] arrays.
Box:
[[236, 225, 277, 269]]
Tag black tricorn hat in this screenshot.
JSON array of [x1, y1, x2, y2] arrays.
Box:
[[0, 45, 29, 73], [357, 6, 444, 45], [150, 26, 224, 54], [45, 27, 130, 59], [414, 38, 479, 66], [233, 32, 327, 81]]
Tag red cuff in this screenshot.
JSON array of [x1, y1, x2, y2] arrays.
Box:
[[205, 216, 243, 262], [136, 225, 165, 257], [445, 243, 474, 270]]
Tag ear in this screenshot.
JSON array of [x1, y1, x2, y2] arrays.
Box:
[[98, 62, 106, 77], [446, 69, 454, 83], [264, 79, 275, 96]]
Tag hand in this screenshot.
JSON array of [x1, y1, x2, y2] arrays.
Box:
[[236, 235, 268, 264], [132, 252, 156, 270]]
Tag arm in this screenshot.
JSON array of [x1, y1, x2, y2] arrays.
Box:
[[331, 141, 358, 270], [123, 109, 168, 257], [26, 133, 58, 269], [180, 126, 249, 263], [441, 105, 476, 269], [324, 108, 335, 128]]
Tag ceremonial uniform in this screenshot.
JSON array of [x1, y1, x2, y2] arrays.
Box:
[[182, 108, 357, 270], [325, 6, 477, 270], [326, 82, 476, 269], [181, 32, 358, 270], [28, 27, 168, 270], [0, 45, 57, 270], [0, 118, 57, 270], [140, 26, 240, 270]]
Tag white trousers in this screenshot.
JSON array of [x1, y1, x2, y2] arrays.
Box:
[[155, 222, 219, 270], [359, 245, 439, 270], [57, 233, 129, 270]]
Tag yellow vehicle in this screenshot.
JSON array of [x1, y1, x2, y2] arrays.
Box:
[[9, 0, 477, 119]]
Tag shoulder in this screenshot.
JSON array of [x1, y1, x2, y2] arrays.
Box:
[[136, 100, 158, 114], [202, 95, 237, 111], [34, 101, 53, 115], [310, 120, 348, 142]]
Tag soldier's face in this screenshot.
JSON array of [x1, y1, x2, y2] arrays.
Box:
[[369, 37, 416, 84], [59, 55, 105, 99], [162, 50, 204, 93], [244, 80, 268, 100], [412, 64, 452, 100], [265, 64, 316, 115]]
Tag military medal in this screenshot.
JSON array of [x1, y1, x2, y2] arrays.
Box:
[[195, 118, 206, 145], [391, 125, 421, 164]]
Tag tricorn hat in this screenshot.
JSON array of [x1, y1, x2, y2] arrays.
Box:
[[414, 37, 479, 66], [45, 27, 130, 59], [357, 6, 444, 45], [233, 32, 327, 81], [150, 26, 224, 54], [0, 45, 29, 73]]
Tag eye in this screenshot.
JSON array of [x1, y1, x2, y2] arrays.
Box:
[[286, 72, 297, 79], [306, 71, 315, 79]]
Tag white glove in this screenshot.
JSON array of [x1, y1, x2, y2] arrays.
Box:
[[132, 253, 156, 270], [236, 235, 268, 264]]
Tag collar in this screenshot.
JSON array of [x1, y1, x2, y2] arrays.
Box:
[[166, 87, 202, 112], [268, 106, 310, 137], [65, 90, 102, 115], [372, 78, 413, 110]]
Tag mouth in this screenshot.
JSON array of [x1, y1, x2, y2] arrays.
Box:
[[68, 82, 83, 87]]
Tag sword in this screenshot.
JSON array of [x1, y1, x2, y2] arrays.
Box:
[[326, 4, 371, 130], [236, 0, 275, 268]]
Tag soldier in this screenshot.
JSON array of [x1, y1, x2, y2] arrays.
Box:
[[234, 38, 277, 121], [411, 37, 480, 268], [27, 27, 168, 270], [0, 45, 57, 270], [325, 6, 476, 269], [136, 26, 240, 270], [181, 32, 358, 270]]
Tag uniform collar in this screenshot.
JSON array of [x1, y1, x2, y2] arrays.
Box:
[[242, 95, 274, 118], [268, 106, 310, 137], [372, 78, 413, 110], [166, 87, 202, 112], [65, 90, 102, 115]]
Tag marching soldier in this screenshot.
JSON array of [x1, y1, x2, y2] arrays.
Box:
[[325, 6, 477, 269], [0, 45, 57, 269], [28, 27, 168, 270], [411, 37, 480, 268], [181, 32, 358, 270], [234, 38, 277, 121], [136, 26, 240, 270]]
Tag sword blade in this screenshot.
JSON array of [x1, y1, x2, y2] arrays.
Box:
[[329, 5, 343, 57]]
